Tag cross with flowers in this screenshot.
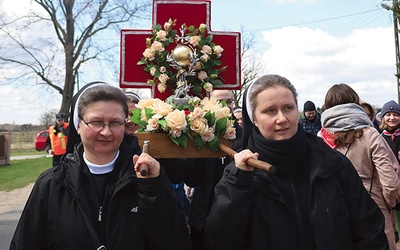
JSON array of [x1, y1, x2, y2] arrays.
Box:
[[120, 0, 241, 101]]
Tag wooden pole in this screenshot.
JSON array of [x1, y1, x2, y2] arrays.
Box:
[[139, 140, 150, 176], [219, 143, 276, 174]]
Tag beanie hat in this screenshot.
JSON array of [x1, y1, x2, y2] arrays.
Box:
[[381, 100, 400, 118], [303, 101, 316, 112]]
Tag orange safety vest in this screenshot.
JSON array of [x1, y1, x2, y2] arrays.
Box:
[[48, 123, 69, 156]]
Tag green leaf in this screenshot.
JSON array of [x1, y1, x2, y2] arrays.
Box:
[[179, 135, 188, 149], [137, 60, 146, 65], [130, 109, 142, 124], [189, 25, 195, 32], [215, 117, 228, 133], [193, 135, 206, 149], [208, 137, 220, 151], [144, 107, 154, 120], [170, 136, 181, 146], [204, 111, 215, 127], [209, 79, 223, 86], [158, 119, 168, 129]]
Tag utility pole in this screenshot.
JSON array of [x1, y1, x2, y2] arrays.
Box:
[[383, 0, 400, 103], [394, 0, 400, 103]]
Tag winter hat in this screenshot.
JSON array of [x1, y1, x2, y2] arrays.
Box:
[[55, 113, 65, 120], [381, 100, 400, 118], [303, 101, 316, 112]]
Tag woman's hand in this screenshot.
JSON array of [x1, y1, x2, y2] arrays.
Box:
[[234, 149, 259, 171], [133, 153, 160, 178]]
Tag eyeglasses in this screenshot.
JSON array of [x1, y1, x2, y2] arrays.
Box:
[[79, 116, 127, 131], [218, 99, 233, 105]]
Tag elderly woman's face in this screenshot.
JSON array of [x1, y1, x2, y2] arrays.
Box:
[[78, 101, 126, 163], [253, 86, 298, 140]]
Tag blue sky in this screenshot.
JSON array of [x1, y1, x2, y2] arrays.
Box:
[[0, 0, 396, 124]]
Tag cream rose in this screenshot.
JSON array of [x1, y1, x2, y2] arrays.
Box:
[[164, 21, 171, 30], [201, 127, 215, 142], [201, 45, 212, 55], [143, 48, 155, 60], [200, 54, 209, 62], [165, 109, 187, 131], [159, 66, 167, 73], [169, 128, 182, 138], [189, 107, 205, 120], [213, 45, 224, 55], [203, 82, 213, 92], [158, 73, 169, 84], [146, 117, 160, 131], [193, 61, 202, 70], [190, 117, 209, 135], [157, 82, 167, 93], [156, 30, 167, 41], [150, 67, 156, 76], [198, 71, 208, 81], [189, 36, 201, 47], [151, 99, 173, 117], [199, 23, 207, 32], [223, 127, 236, 140], [151, 41, 164, 52]]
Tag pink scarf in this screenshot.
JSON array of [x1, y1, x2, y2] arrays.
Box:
[[382, 128, 400, 141]]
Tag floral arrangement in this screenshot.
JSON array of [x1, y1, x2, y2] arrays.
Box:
[[131, 96, 236, 151], [137, 18, 227, 97]]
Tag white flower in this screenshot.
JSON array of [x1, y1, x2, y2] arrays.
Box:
[[151, 41, 164, 52], [198, 71, 208, 81], [156, 30, 167, 41], [201, 45, 212, 55]]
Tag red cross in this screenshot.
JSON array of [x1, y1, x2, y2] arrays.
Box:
[[120, 0, 241, 100]]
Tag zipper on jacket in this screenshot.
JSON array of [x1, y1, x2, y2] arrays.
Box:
[[98, 206, 103, 222]]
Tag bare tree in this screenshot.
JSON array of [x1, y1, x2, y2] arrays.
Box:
[[233, 27, 264, 107], [0, 0, 151, 118]]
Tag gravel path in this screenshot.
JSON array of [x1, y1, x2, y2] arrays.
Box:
[[0, 183, 33, 214]]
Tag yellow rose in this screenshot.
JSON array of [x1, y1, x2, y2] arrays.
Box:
[[165, 109, 187, 131], [214, 106, 231, 120], [137, 98, 157, 109], [190, 117, 209, 135]]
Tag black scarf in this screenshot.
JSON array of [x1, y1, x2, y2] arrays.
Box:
[[248, 126, 309, 176]]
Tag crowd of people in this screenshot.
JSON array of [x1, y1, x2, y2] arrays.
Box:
[[9, 75, 400, 249]]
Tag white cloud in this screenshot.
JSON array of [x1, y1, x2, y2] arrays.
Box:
[[260, 26, 397, 109]]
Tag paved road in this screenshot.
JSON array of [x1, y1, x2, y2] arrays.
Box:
[[0, 154, 47, 249], [0, 206, 23, 250]]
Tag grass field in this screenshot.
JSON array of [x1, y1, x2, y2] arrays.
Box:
[[0, 156, 52, 191]]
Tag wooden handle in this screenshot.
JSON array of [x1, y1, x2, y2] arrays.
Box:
[[219, 143, 276, 174], [140, 142, 150, 176]]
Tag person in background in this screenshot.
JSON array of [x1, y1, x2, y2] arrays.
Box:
[[320, 84, 400, 249], [45, 112, 69, 167], [205, 75, 388, 249], [360, 101, 382, 133], [298, 100, 321, 135], [125, 92, 141, 135], [10, 83, 190, 250], [380, 100, 400, 239], [233, 106, 243, 127]]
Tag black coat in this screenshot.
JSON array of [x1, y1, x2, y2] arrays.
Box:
[[205, 135, 388, 250], [10, 135, 190, 250]]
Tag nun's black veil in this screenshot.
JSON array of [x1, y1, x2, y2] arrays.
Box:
[[241, 82, 256, 150], [66, 81, 108, 151]]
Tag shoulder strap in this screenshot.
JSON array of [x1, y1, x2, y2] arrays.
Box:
[[77, 204, 107, 250]]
